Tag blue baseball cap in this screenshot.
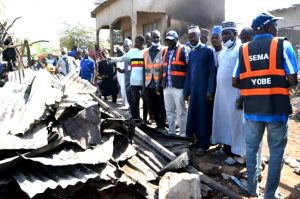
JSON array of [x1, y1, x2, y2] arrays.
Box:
[[165, 30, 178, 40], [251, 12, 283, 31]]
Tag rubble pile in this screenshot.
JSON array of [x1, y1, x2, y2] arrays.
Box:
[[0, 69, 245, 199], [0, 69, 163, 198]]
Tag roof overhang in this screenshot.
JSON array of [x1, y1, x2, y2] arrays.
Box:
[[270, 3, 300, 13], [91, 0, 116, 18]]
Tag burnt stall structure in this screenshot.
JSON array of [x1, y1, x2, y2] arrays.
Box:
[[91, 0, 225, 54]]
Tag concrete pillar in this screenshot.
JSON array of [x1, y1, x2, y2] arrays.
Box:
[[161, 14, 168, 36], [131, 12, 137, 43], [109, 26, 114, 56], [96, 29, 100, 45]]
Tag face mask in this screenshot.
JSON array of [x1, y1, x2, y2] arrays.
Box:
[[190, 40, 201, 50], [151, 42, 160, 47], [224, 39, 235, 48]]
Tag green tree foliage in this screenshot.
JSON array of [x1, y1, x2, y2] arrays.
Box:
[[112, 30, 122, 45], [31, 42, 57, 55], [59, 23, 96, 51]]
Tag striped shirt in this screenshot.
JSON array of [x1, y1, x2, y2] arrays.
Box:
[[166, 49, 175, 87], [112, 48, 144, 86]]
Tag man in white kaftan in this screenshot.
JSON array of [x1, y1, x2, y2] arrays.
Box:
[[117, 61, 128, 107], [212, 21, 245, 157]]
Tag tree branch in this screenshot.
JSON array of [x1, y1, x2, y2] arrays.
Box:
[[0, 40, 49, 54], [0, 16, 21, 43]]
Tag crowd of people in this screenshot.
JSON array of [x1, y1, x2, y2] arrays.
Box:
[[19, 11, 299, 199], [105, 12, 297, 199]]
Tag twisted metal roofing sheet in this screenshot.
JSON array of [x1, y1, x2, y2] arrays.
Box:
[[22, 136, 115, 166], [13, 164, 99, 198], [0, 69, 97, 137], [0, 123, 48, 150], [0, 69, 61, 136]]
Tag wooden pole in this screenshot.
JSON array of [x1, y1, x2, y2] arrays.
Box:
[[91, 94, 243, 199]]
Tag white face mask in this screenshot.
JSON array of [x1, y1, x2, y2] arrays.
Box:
[[224, 39, 235, 48], [151, 42, 160, 47], [190, 40, 201, 50]]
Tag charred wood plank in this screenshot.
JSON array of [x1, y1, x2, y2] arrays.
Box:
[[92, 94, 242, 199]]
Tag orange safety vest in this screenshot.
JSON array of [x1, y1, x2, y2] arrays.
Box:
[[239, 37, 292, 115], [161, 45, 187, 88], [144, 47, 164, 87]]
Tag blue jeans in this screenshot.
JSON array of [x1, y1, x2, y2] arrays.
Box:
[[245, 120, 287, 199]]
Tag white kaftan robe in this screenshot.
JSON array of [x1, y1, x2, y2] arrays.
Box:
[[212, 40, 245, 156], [116, 62, 128, 106]]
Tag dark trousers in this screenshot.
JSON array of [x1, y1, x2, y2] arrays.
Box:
[[128, 85, 142, 119], [104, 94, 117, 103], [144, 87, 166, 128], [7, 61, 15, 72], [142, 94, 149, 121], [195, 100, 214, 150], [126, 85, 134, 115]]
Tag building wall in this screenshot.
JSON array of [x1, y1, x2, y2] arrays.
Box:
[[93, 0, 225, 52], [137, 12, 166, 36], [95, 0, 133, 29], [166, 0, 224, 27], [133, 0, 166, 13], [271, 5, 300, 46], [271, 6, 300, 29], [94, 0, 225, 32], [133, 0, 224, 26]]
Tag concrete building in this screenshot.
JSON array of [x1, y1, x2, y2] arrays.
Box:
[[91, 0, 225, 53], [270, 4, 300, 46]]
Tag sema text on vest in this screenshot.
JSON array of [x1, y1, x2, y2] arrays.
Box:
[[251, 78, 271, 85], [249, 53, 269, 62]]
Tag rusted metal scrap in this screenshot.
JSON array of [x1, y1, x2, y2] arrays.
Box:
[[0, 68, 242, 199], [0, 71, 103, 197], [60, 105, 101, 149], [0, 70, 165, 199], [94, 95, 243, 199]]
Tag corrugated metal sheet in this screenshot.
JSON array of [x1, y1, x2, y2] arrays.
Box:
[[120, 155, 158, 182], [111, 133, 137, 163], [0, 137, 66, 176], [87, 161, 119, 182], [0, 69, 97, 136], [0, 123, 48, 150], [13, 164, 99, 198], [0, 132, 141, 198], [61, 105, 102, 149], [0, 73, 182, 199], [133, 137, 167, 173], [23, 136, 114, 166], [7, 68, 36, 85], [139, 125, 192, 155], [55, 72, 97, 119], [0, 69, 61, 135]]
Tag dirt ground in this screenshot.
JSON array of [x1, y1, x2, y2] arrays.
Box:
[[110, 96, 300, 198], [193, 115, 300, 198], [265, 119, 300, 199]]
